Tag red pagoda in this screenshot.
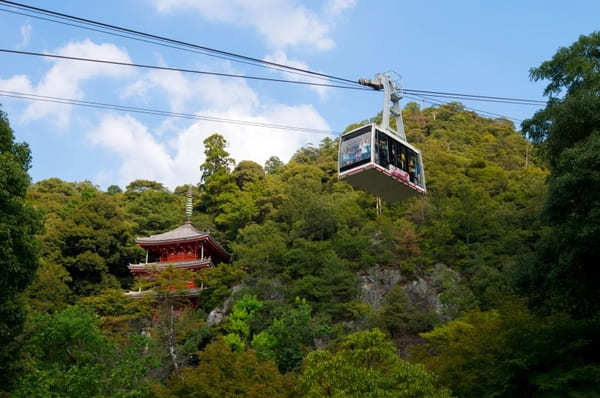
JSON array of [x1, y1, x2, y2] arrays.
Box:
[[128, 188, 229, 280]]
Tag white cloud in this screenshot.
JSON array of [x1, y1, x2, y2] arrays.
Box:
[[0, 37, 334, 188], [167, 102, 329, 187], [264, 50, 329, 98], [153, 0, 350, 50], [16, 22, 32, 49], [0, 39, 133, 128], [92, 73, 331, 189], [89, 114, 178, 185], [122, 68, 194, 112], [326, 0, 357, 16]]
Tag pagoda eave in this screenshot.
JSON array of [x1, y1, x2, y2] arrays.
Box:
[[136, 236, 207, 246], [136, 234, 230, 263], [128, 258, 213, 275]]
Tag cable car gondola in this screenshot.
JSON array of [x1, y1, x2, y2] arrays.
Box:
[[338, 73, 426, 202]]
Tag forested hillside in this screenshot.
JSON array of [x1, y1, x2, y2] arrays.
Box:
[[1, 32, 599, 398]]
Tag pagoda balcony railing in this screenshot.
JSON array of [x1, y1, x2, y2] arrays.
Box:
[[128, 257, 213, 271], [125, 286, 207, 298]]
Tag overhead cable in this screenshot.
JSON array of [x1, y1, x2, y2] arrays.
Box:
[[0, 0, 362, 86], [405, 94, 523, 123], [0, 49, 371, 91], [0, 90, 337, 135], [0, 49, 548, 106], [403, 89, 545, 105], [0, 6, 334, 82], [0, 89, 523, 132], [0, 2, 548, 105]]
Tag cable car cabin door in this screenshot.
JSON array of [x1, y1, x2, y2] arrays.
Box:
[[338, 124, 426, 203]]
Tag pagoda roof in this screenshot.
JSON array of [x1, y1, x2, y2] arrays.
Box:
[[136, 222, 207, 244], [135, 222, 230, 261]]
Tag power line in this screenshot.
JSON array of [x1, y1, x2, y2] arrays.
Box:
[[0, 49, 371, 91], [411, 95, 522, 122], [0, 2, 549, 106], [0, 1, 543, 124], [403, 88, 545, 105], [0, 89, 523, 135], [0, 49, 548, 106], [0, 0, 363, 86], [0, 6, 336, 82], [404, 93, 523, 123], [0, 90, 337, 135]]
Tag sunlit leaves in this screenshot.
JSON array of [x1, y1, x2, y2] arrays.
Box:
[[298, 329, 453, 397]]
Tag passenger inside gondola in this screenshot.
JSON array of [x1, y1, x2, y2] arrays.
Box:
[[416, 158, 422, 185], [400, 148, 407, 171], [340, 127, 372, 171], [373, 129, 423, 186]]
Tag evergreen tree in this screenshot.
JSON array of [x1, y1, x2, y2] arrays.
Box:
[[0, 108, 42, 389], [198, 133, 237, 215], [12, 306, 157, 397], [298, 329, 453, 397], [264, 155, 284, 174], [200, 133, 235, 183], [521, 31, 600, 317]]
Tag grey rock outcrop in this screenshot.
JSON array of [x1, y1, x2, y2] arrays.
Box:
[[206, 284, 243, 326]]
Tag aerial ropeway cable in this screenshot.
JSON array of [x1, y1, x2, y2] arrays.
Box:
[[0, 0, 363, 86], [0, 48, 545, 108], [0, 49, 370, 91], [0, 0, 548, 121], [0, 1, 549, 107], [0, 89, 337, 135], [0, 1, 542, 133]]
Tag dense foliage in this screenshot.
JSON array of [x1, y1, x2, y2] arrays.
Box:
[[1, 32, 599, 397], [298, 329, 452, 397], [415, 299, 599, 397], [520, 31, 600, 318], [0, 108, 42, 388], [13, 306, 157, 398]]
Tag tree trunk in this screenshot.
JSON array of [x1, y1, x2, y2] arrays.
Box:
[[169, 303, 178, 371]]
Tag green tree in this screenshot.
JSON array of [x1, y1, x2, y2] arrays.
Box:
[[13, 306, 157, 398], [125, 179, 168, 195], [195, 263, 246, 313], [0, 108, 42, 389], [200, 133, 235, 182], [24, 261, 72, 314], [125, 184, 182, 236], [298, 329, 452, 397], [415, 300, 600, 397], [79, 288, 153, 338], [265, 155, 284, 174], [223, 294, 263, 352], [232, 221, 288, 276], [198, 134, 237, 214], [26, 178, 79, 218], [377, 285, 439, 338], [214, 188, 259, 241], [520, 32, 600, 317], [106, 184, 122, 195], [52, 194, 138, 295], [146, 265, 197, 372], [251, 298, 318, 373], [232, 160, 264, 189], [151, 339, 295, 398]]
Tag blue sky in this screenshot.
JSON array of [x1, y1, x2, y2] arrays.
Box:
[[0, 0, 598, 189]]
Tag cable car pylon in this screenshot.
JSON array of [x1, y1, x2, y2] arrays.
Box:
[[338, 73, 427, 203]]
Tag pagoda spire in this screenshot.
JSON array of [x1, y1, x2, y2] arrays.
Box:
[[185, 186, 193, 223]]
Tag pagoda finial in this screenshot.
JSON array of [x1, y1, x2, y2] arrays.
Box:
[[185, 186, 193, 223]]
